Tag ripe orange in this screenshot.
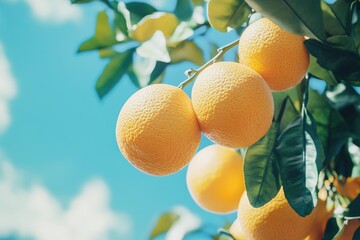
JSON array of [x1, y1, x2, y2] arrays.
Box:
[[191, 62, 274, 148], [335, 219, 360, 240], [229, 219, 246, 240], [334, 177, 360, 200], [186, 145, 245, 214], [238, 18, 309, 91], [237, 188, 318, 240], [116, 84, 201, 176], [306, 188, 335, 240]]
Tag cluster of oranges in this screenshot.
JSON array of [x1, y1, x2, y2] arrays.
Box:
[[114, 18, 347, 239]]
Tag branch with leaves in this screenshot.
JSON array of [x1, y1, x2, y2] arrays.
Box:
[[72, 0, 360, 239]]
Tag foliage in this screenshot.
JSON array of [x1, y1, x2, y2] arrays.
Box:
[[72, 0, 360, 238]]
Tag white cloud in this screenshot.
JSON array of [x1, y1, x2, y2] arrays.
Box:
[[6, 0, 83, 23], [0, 43, 17, 133], [0, 155, 132, 240]]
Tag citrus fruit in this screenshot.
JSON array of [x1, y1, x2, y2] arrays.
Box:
[[186, 145, 245, 214], [334, 177, 360, 200], [237, 188, 318, 240], [306, 188, 335, 240], [116, 84, 201, 176], [335, 219, 360, 240], [229, 219, 247, 240], [191, 62, 274, 148], [238, 18, 309, 91]]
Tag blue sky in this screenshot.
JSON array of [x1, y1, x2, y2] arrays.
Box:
[[0, 1, 239, 239]]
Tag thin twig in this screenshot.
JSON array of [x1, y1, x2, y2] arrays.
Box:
[[178, 38, 240, 89]]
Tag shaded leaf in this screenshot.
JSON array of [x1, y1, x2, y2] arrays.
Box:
[[98, 48, 117, 59], [323, 218, 340, 240], [321, 1, 347, 36], [321, 0, 356, 35], [96, 50, 133, 98], [149, 212, 180, 239], [78, 11, 119, 52], [305, 39, 360, 85], [344, 195, 360, 218], [308, 55, 337, 86], [327, 35, 357, 53], [169, 40, 205, 65], [71, 0, 94, 3], [246, 0, 325, 40], [276, 114, 321, 216], [174, 0, 194, 21], [245, 0, 326, 41], [245, 124, 281, 207], [130, 12, 179, 42], [208, 0, 251, 32], [275, 82, 324, 217], [126, 2, 157, 24]]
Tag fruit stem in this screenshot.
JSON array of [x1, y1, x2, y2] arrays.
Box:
[[178, 38, 240, 89]]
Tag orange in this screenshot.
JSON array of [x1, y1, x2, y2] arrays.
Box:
[[237, 188, 318, 240], [229, 219, 247, 240], [186, 145, 245, 214], [238, 18, 309, 91], [116, 84, 201, 176], [191, 62, 274, 148], [334, 177, 360, 200], [306, 188, 335, 240], [335, 219, 360, 240]]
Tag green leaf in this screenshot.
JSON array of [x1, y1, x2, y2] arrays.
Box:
[[321, 1, 346, 36], [349, 139, 360, 177], [125, 2, 157, 25], [169, 40, 205, 65], [354, 7, 360, 54], [136, 31, 171, 63], [323, 0, 356, 36], [71, 0, 94, 3], [208, 0, 251, 32], [130, 12, 179, 42], [128, 53, 167, 88], [98, 47, 117, 59], [305, 39, 360, 85], [275, 82, 324, 217], [327, 35, 357, 53], [308, 56, 337, 86], [78, 11, 120, 52], [149, 212, 180, 239], [245, 0, 326, 41], [245, 123, 281, 207], [174, 0, 194, 21], [96, 50, 133, 98], [344, 195, 360, 218]]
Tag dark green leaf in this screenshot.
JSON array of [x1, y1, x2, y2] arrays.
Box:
[[245, 124, 281, 207], [321, 0, 356, 35], [323, 218, 340, 240], [169, 40, 205, 65], [149, 212, 180, 239], [276, 114, 321, 216], [174, 0, 194, 21], [126, 2, 157, 24], [275, 82, 325, 217], [305, 39, 360, 85], [308, 56, 337, 86], [96, 50, 133, 98], [207, 0, 251, 32], [354, 7, 360, 54], [344, 195, 360, 218], [325, 83, 360, 110], [244, 0, 326, 41], [334, 144, 354, 178], [71, 0, 94, 3], [78, 11, 120, 52], [327, 35, 357, 53]]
